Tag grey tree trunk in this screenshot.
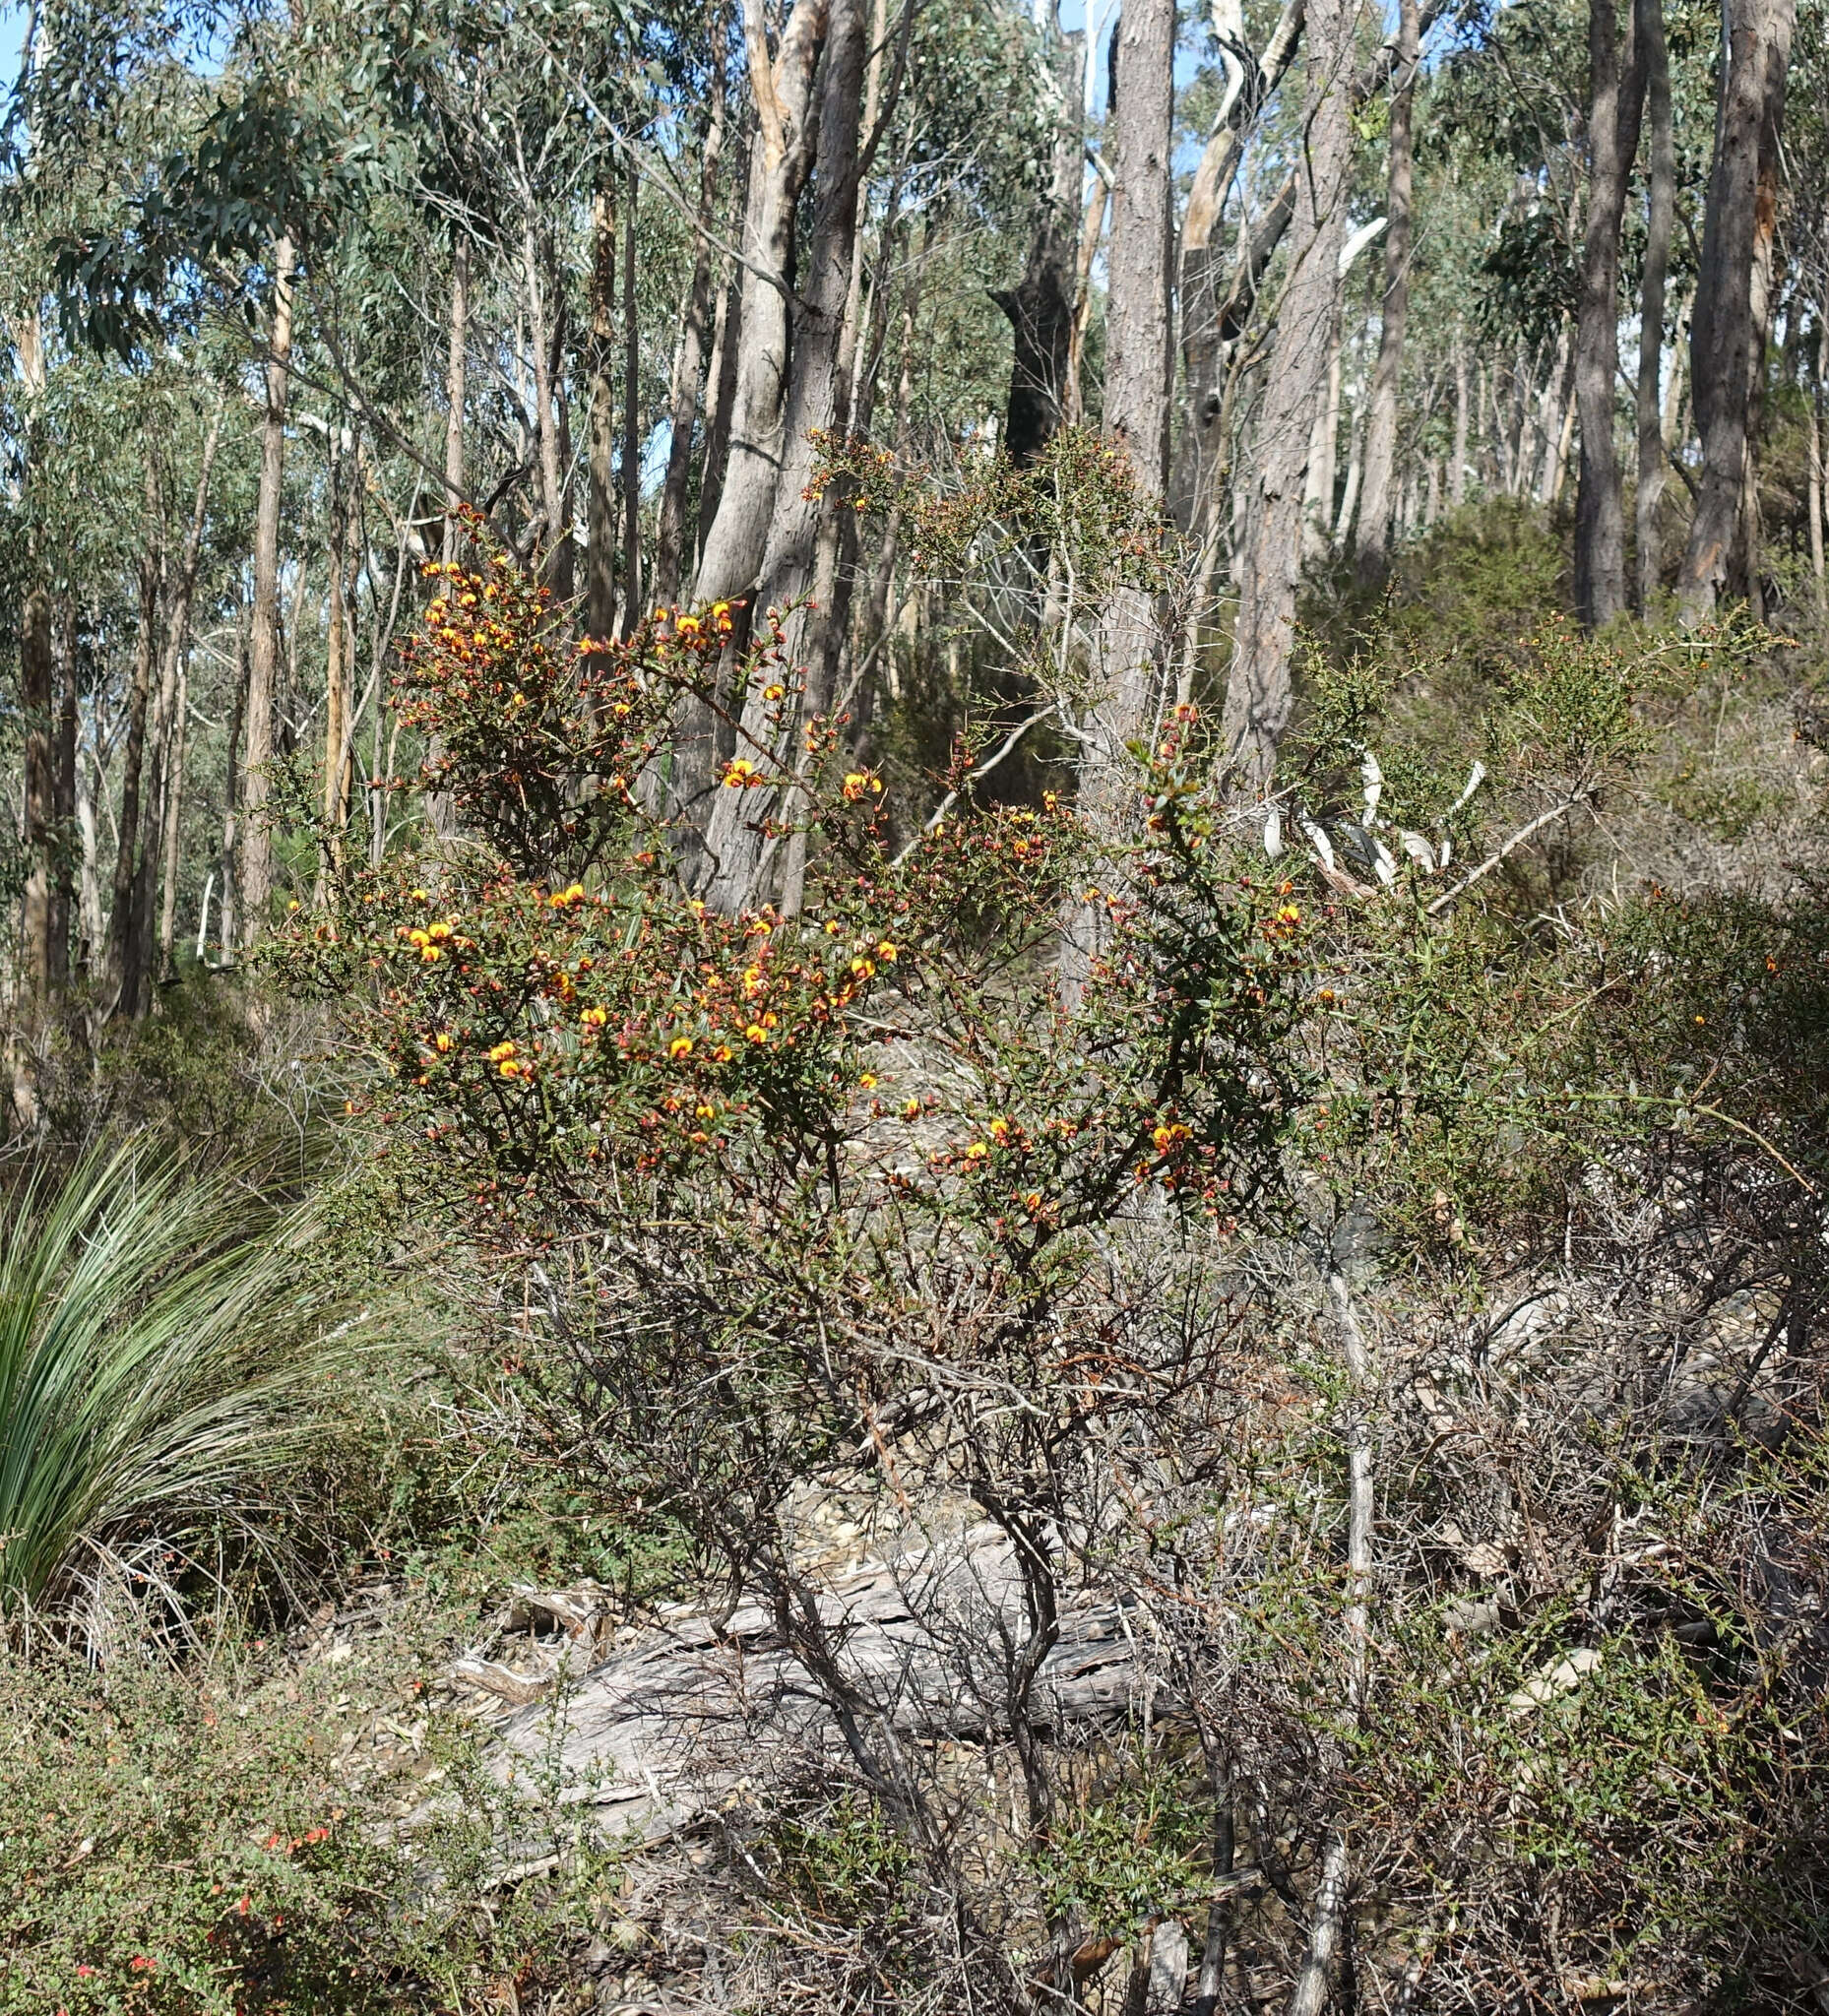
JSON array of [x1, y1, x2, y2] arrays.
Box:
[[696, 178, 747, 567], [156, 402, 223, 976], [1174, 0, 1305, 533], [587, 186, 619, 644], [701, 0, 868, 914], [239, 236, 293, 949], [1676, 0, 1796, 621], [1221, 0, 1355, 787], [48, 598, 75, 997], [1633, 0, 1672, 611], [18, 582, 54, 1028], [1354, 0, 1419, 585], [1451, 330, 1469, 505], [1058, 0, 1175, 997], [1303, 332, 1343, 562], [656, 66, 728, 606], [690, 0, 830, 607], [1811, 304, 1827, 610], [443, 234, 470, 564], [992, 14, 1085, 465], [108, 465, 162, 1016], [1572, 0, 1646, 631], [523, 219, 574, 602], [156, 656, 188, 982], [620, 162, 643, 636]]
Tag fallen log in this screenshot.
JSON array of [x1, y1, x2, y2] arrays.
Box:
[[482, 1522, 1157, 1840]]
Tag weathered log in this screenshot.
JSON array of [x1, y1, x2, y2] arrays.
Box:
[[482, 1524, 1153, 1840]]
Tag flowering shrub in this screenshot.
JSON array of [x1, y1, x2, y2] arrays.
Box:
[[278, 540, 1317, 1252]]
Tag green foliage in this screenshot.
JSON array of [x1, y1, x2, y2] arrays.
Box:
[[0, 1636, 620, 2013], [769, 1792, 916, 1928], [1031, 1761, 1210, 1939], [0, 1150, 351, 1618]]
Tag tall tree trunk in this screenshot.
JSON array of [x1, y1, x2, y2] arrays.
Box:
[[701, 0, 866, 914], [1573, 0, 1647, 630], [219, 614, 248, 962], [1334, 390, 1364, 544], [107, 466, 162, 1017], [1676, 0, 1796, 621], [318, 434, 350, 898], [1174, 0, 1306, 532], [16, 583, 54, 1051], [1355, 0, 1419, 584], [1633, 0, 1673, 611], [48, 596, 76, 998], [587, 185, 619, 644], [620, 161, 644, 636], [1451, 330, 1470, 505], [155, 399, 223, 976], [992, 13, 1084, 465], [1303, 332, 1343, 561], [1810, 304, 1827, 612], [696, 161, 748, 566], [690, 0, 830, 606], [1059, 0, 1174, 995], [1537, 317, 1573, 500], [240, 235, 294, 949], [1730, 36, 1786, 620], [656, 63, 728, 605], [1065, 168, 1110, 428], [157, 653, 188, 983], [76, 730, 103, 976], [443, 234, 470, 563], [524, 219, 574, 601], [1221, 0, 1355, 786]]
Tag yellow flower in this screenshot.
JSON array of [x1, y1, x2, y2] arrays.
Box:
[[420, 943, 444, 963], [695, 1102, 716, 1119], [1022, 1190, 1043, 1212], [410, 888, 430, 902], [408, 928, 429, 947], [987, 1117, 1011, 1143], [580, 1006, 608, 1029], [964, 1142, 988, 1162], [858, 1072, 877, 1090], [745, 1023, 769, 1043], [487, 1040, 518, 1063], [723, 758, 756, 788], [742, 964, 766, 995], [669, 1037, 694, 1059], [842, 771, 882, 801], [875, 941, 899, 962], [850, 957, 876, 979], [498, 1058, 523, 1079], [713, 1043, 734, 1062], [427, 920, 453, 941], [903, 1099, 920, 1119], [824, 920, 843, 936], [764, 682, 785, 702], [433, 1032, 455, 1053]]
